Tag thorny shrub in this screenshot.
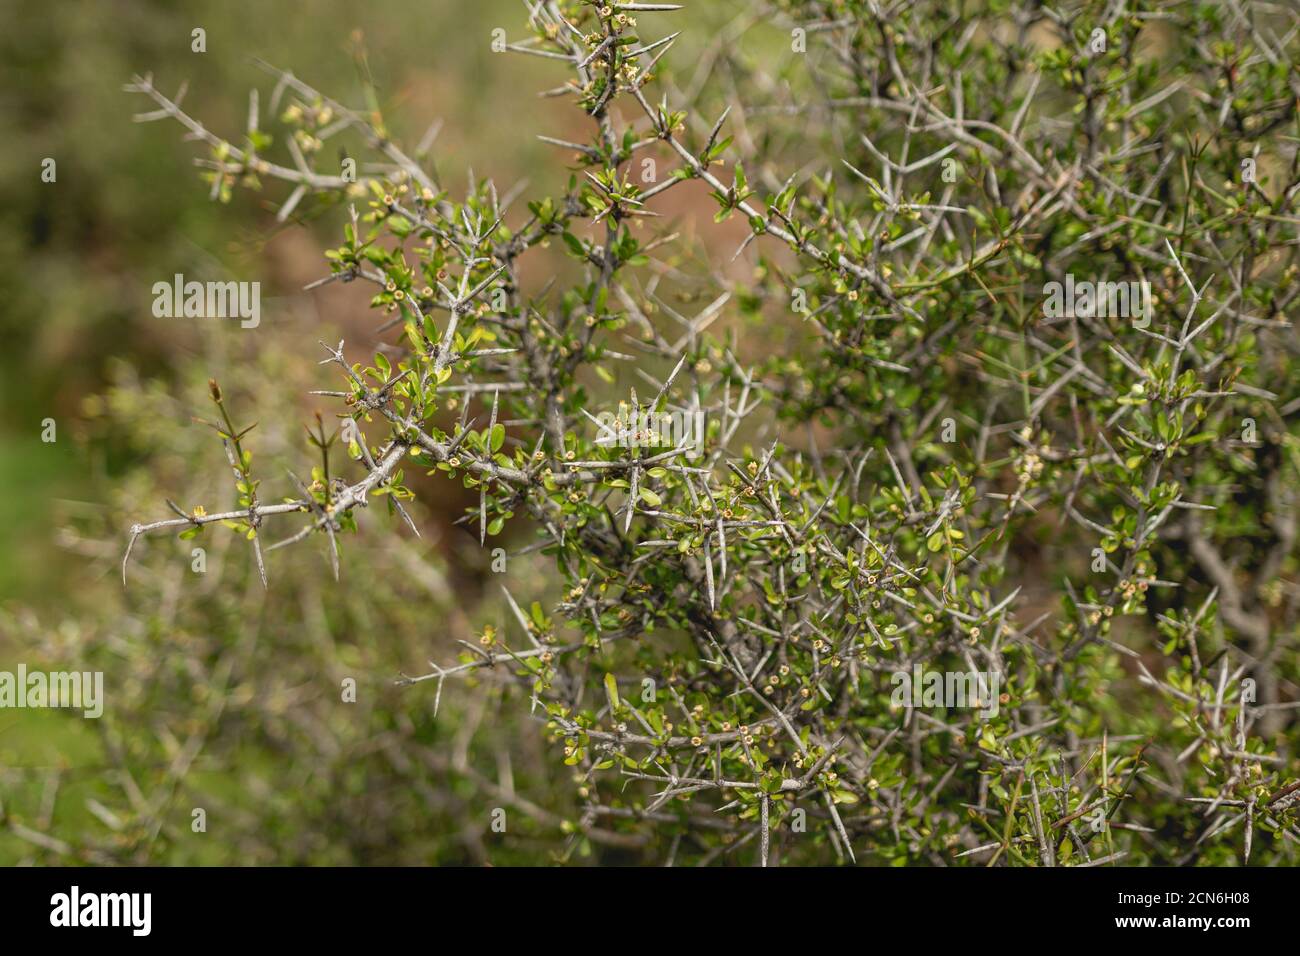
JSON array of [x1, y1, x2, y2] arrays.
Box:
[[108, 0, 1300, 864]]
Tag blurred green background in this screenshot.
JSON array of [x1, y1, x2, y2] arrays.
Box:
[[0, 0, 572, 595], [0, 0, 764, 864]]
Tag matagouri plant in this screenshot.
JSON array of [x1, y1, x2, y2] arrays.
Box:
[[112, 0, 1298, 865]]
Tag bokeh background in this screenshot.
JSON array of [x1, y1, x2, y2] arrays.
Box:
[[0, 0, 796, 863]]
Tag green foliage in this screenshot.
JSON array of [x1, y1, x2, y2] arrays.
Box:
[[10, 0, 1299, 866]]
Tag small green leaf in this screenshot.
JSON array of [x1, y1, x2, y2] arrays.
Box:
[[604, 672, 620, 712]]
